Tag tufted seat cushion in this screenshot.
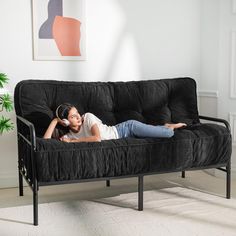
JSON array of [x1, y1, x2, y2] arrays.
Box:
[[30, 123, 230, 182]]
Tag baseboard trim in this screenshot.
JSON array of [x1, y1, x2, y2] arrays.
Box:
[[0, 173, 18, 189], [198, 90, 219, 98], [0, 172, 27, 189]]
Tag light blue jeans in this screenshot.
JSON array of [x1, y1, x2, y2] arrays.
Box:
[[115, 120, 174, 139]]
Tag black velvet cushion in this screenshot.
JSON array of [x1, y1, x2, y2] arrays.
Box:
[[33, 123, 230, 182]]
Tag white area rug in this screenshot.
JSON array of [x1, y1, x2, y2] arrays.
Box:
[[0, 187, 236, 236]]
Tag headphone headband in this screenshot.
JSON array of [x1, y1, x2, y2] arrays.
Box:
[[56, 103, 70, 119], [55, 104, 71, 127], [55, 104, 62, 119]]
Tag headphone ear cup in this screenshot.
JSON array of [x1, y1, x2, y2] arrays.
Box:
[[62, 119, 70, 126]]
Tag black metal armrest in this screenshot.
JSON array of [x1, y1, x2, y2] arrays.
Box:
[[17, 115, 39, 225], [16, 115, 36, 150], [199, 115, 231, 132], [17, 115, 38, 191]]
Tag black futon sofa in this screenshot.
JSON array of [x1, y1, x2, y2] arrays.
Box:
[[14, 77, 232, 226]]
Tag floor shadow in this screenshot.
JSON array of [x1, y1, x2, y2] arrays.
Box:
[[0, 217, 32, 226], [91, 188, 236, 231]]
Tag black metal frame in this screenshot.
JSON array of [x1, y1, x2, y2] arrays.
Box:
[[16, 115, 231, 226], [199, 115, 231, 199], [17, 116, 38, 225]]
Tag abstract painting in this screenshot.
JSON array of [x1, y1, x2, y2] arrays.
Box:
[[32, 0, 86, 60]]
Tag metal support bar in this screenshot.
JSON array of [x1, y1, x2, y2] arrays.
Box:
[[217, 167, 227, 172], [226, 161, 231, 199], [17, 133, 24, 196], [106, 180, 110, 187], [18, 132, 33, 146], [199, 115, 231, 131], [19, 169, 33, 191], [138, 175, 143, 211], [19, 170, 23, 196], [181, 171, 185, 178], [33, 181, 38, 226]]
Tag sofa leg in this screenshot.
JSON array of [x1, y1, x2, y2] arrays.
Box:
[[138, 175, 143, 211], [226, 161, 231, 199], [106, 180, 110, 187], [33, 181, 38, 226], [181, 171, 185, 178], [19, 170, 23, 196]]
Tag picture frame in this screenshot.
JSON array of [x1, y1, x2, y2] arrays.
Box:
[[32, 0, 86, 61]]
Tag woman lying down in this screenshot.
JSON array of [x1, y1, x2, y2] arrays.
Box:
[[43, 103, 186, 143]]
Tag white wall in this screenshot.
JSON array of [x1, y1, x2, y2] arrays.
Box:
[[198, 0, 219, 118], [200, 0, 236, 177], [0, 0, 202, 188], [200, 0, 220, 92]]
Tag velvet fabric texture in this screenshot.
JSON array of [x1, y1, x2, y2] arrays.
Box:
[[14, 78, 231, 182]]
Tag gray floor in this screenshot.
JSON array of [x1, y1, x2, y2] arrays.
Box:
[[0, 170, 236, 236]]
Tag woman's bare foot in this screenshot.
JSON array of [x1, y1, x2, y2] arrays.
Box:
[[165, 123, 187, 129]]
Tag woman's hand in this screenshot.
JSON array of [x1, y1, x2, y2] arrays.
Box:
[[60, 136, 71, 142]]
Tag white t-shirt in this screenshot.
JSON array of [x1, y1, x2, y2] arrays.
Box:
[[63, 113, 119, 140]]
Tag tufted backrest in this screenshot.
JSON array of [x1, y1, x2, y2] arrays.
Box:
[[14, 77, 199, 137]]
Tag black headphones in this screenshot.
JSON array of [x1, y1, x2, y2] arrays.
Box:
[[55, 104, 70, 126]]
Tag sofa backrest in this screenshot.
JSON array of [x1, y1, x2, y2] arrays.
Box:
[[14, 77, 199, 137]]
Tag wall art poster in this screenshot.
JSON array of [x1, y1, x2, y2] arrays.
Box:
[[32, 0, 86, 60]]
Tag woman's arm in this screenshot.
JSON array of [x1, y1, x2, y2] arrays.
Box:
[[43, 118, 59, 139], [60, 124, 101, 143]]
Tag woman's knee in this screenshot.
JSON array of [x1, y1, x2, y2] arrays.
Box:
[[166, 128, 174, 138]]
